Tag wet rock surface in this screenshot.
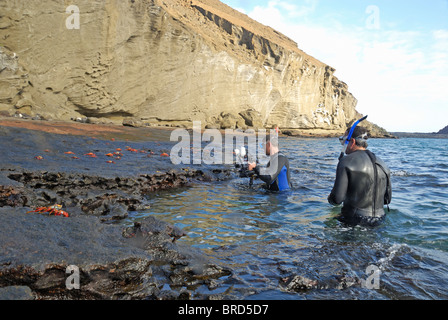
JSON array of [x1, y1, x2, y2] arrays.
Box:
[[4, 169, 219, 221], [0, 124, 233, 299], [0, 208, 231, 299]]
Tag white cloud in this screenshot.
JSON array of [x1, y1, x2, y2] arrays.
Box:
[[245, 1, 448, 132]]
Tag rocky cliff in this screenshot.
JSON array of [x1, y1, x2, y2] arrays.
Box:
[[0, 0, 383, 136]]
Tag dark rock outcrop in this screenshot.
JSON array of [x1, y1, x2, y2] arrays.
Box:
[[438, 125, 448, 134]]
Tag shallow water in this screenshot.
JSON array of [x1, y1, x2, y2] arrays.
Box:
[[126, 137, 448, 300]]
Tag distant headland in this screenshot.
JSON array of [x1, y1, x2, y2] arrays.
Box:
[[391, 126, 448, 139]]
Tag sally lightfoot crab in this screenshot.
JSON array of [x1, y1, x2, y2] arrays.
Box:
[[27, 204, 69, 217]]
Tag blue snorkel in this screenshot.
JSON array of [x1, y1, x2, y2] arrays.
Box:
[[339, 115, 368, 160]]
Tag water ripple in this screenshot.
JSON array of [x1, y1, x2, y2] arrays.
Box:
[[125, 137, 448, 299]]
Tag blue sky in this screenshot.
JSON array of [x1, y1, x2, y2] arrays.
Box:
[[220, 0, 448, 132]]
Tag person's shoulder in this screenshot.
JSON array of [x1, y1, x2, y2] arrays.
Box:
[[337, 154, 350, 167], [339, 150, 367, 166], [277, 152, 289, 161]]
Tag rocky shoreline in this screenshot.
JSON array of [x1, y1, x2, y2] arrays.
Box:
[[1, 113, 394, 139], [0, 120, 233, 300], [0, 118, 400, 300]]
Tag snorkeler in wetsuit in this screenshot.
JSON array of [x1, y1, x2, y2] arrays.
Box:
[[328, 126, 392, 226], [248, 135, 292, 191]]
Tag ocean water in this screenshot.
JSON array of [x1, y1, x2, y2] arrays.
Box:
[[128, 137, 448, 300]]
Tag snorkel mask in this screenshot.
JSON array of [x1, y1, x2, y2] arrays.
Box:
[[339, 132, 369, 146], [339, 115, 368, 160]]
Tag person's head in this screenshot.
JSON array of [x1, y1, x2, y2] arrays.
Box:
[[264, 135, 279, 155], [340, 126, 369, 154]]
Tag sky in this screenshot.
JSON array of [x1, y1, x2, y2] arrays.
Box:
[[220, 0, 448, 132]]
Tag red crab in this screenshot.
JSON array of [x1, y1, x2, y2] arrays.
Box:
[[84, 153, 97, 158], [27, 205, 69, 218]]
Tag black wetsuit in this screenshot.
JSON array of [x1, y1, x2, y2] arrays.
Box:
[[254, 152, 292, 191], [328, 150, 392, 225]]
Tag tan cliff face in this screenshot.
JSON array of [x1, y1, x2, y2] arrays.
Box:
[[0, 0, 383, 136]]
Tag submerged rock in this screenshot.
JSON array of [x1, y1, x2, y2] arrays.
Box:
[[283, 275, 318, 292], [123, 217, 187, 246]]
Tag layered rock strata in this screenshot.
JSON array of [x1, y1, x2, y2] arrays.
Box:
[[0, 0, 387, 136]]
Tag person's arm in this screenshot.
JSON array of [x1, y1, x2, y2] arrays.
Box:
[[328, 161, 348, 205], [380, 164, 392, 205], [385, 178, 392, 205]]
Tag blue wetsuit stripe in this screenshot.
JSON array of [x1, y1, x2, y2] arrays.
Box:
[[273, 165, 289, 191]]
